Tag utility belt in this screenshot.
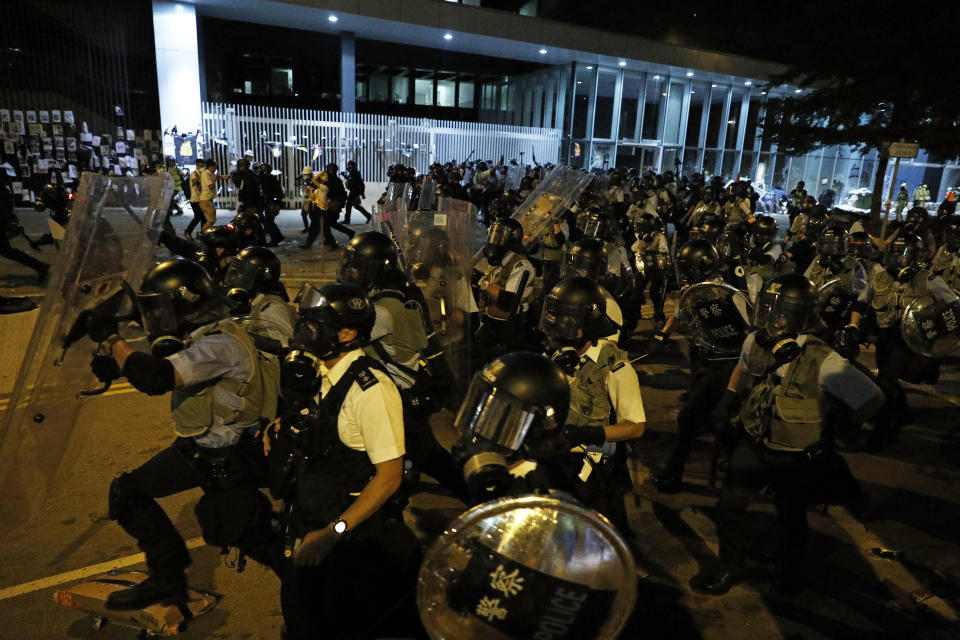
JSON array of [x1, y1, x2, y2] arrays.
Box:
[[174, 433, 264, 490], [746, 427, 833, 465]]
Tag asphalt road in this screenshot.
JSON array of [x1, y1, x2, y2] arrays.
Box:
[[0, 208, 959, 639]]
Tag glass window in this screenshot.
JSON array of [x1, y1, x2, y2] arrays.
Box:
[[480, 84, 496, 110], [593, 69, 617, 139], [803, 154, 822, 191], [572, 66, 592, 139], [706, 85, 728, 148], [741, 151, 756, 179], [619, 72, 643, 142], [721, 150, 739, 178], [663, 81, 685, 145], [415, 72, 434, 106], [271, 68, 293, 95], [686, 81, 707, 147], [682, 148, 702, 177], [501, 82, 511, 111], [616, 145, 642, 172], [642, 75, 664, 140], [458, 80, 474, 108], [744, 94, 764, 149], [368, 73, 389, 103], [703, 149, 721, 177], [590, 142, 614, 170], [354, 80, 366, 102], [772, 154, 790, 190], [662, 147, 681, 173], [437, 76, 456, 107], [641, 147, 659, 172], [726, 89, 744, 150], [391, 72, 409, 104]]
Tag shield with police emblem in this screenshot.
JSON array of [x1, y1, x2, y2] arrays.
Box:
[[0, 173, 171, 544], [504, 165, 525, 193], [813, 278, 859, 336], [901, 295, 960, 358], [675, 282, 752, 356], [512, 166, 594, 253], [418, 494, 637, 640]]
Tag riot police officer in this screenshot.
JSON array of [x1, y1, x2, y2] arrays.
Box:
[[269, 282, 420, 639], [695, 273, 883, 595], [221, 246, 296, 346], [89, 259, 280, 610], [539, 276, 646, 536], [631, 213, 670, 329]]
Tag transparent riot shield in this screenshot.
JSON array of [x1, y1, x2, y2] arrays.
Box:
[[417, 176, 438, 212], [0, 174, 171, 576], [418, 494, 637, 640], [376, 192, 410, 271], [512, 166, 593, 252], [385, 180, 413, 205], [405, 197, 479, 390], [504, 165, 525, 192], [901, 295, 960, 358], [814, 278, 859, 335], [674, 282, 753, 356]]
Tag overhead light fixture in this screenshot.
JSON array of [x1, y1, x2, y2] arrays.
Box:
[[711, 83, 717, 88], [744, 81, 752, 86], [577, 81, 582, 84], [328, 14, 338, 22], [653, 75, 661, 80], [538, 48, 548, 54], [794, 88, 802, 93], [760, 91, 767, 95], [618, 60, 627, 67], [443, 33, 453, 40], [586, 65, 593, 70], [690, 90, 696, 94], [728, 120, 735, 124], [686, 71, 694, 77]]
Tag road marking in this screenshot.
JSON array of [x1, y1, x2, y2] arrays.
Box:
[[0, 537, 206, 602], [0, 382, 136, 408]]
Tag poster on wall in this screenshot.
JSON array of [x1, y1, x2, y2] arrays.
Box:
[[13, 111, 24, 123], [175, 134, 198, 164], [51, 110, 61, 123], [28, 124, 44, 136], [0, 109, 9, 123], [64, 111, 74, 124], [39, 111, 50, 124], [26, 111, 37, 124]]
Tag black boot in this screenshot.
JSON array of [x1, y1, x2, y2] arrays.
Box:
[[105, 574, 188, 611]]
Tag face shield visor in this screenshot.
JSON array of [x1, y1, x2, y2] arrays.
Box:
[[336, 249, 378, 290], [884, 242, 920, 270], [846, 235, 872, 258], [453, 372, 562, 453], [538, 294, 592, 343], [134, 291, 188, 357], [222, 260, 262, 307], [817, 234, 845, 258], [753, 291, 811, 341], [565, 251, 605, 281]]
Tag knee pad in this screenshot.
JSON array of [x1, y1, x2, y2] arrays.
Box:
[[108, 473, 143, 522]]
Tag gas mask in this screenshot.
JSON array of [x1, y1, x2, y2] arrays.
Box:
[[281, 318, 340, 393], [482, 243, 507, 267], [755, 330, 803, 368], [222, 260, 262, 313], [545, 338, 582, 376], [134, 291, 189, 357], [817, 255, 845, 274]]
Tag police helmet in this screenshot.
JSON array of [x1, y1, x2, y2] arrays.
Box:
[[565, 237, 608, 281], [883, 232, 924, 271], [539, 276, 614, 345], [223, 246, 285, 305], [697, 217, 724, 245], [753, 273, 817, 341], [816, 226, 847, 258], [846, 231, 874, 259], [337, 231, 400, 290], [752, 216, 778, 245], [407, 225, 452, 267], [230, 212, 266, 245], [675, 239, 721, 287], [942, 216, 960, 251], [482, 218, 524, 266], [199, 224, 240, 251], [905, 206, 927, 227], [34, 183, 68, 213], [635, 213, 664, 237]]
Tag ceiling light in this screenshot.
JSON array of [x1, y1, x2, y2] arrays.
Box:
[[744, 81, 752, 86], [711, 83, 717, 88], [618, 60, 627, 67], [328, 14, 338, 22], [728, 120, 735, 124], [538, 48, 548, 54], [794, 89, 802, 93], [690, 90, 696, 94], [760, 91, 767, 95], [443, 33, 453, 40], [577, 81, 582, 84], [586, 65, 593, 70], [686, 72, 694, 77], [653, 75, 661, 80]]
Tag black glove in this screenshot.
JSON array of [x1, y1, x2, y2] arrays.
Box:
[[87, 313, 119, 344], [644, 331, 668, 356], [91, 354, 121, 383], [834, 324, 863, 360], [563, 424, 607, 447], [711, 388, 738, 427]]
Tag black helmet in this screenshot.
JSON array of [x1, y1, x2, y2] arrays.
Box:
[[634, 213, 663, 238], [753, 273, 816, 342], [454, 351, 569, 457], [582, 213, 616, 241], [816, 226, 847, 258], [942, 216, 960, 251], [565, 237, 608, 281], [675, 239, 720, 287], [697, 217, 724, 245], [199, 224, 240, 250], [222, 246, 285, 306], [482, 218, 524, 266], [230, 212, 266, 246], [752, 216, 778, 245], [136, 259, 235, 357], [802, 215, 826, 241], [846, 231, 874, 259], [34, 183, 68, 213], [539, 276, 614, 345], [284, 283, 376, 391], [905, 206, 927, 228], [407, 225, 451, 267], [883, 232, 924, 271], [716, 226, 747, 262], [337, 231, 400, 290]]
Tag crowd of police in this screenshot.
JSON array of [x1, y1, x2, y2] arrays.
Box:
[[23, 152, 960, 639]]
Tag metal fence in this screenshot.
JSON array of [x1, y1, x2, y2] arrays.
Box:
[[200, 102, 562, 207]]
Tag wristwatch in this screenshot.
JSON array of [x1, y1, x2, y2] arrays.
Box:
[[332, 519, 349, 536]]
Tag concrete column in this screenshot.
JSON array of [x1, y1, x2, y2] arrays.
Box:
[[341, 32, 356, 113], [152, 0, 202, 133]]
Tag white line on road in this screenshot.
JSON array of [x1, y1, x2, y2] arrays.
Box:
[[0, 537, 206, 602]]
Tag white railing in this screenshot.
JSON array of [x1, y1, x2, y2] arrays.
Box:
[[200, 102, 562, 207]]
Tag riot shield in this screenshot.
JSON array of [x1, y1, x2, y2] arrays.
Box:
[[512, 166, 593, 252], [376, 191, 410, 271], [405, 197, 479, 390], [385, 180, 412, 205], [504, 165, 525, 192], [814, 278, 859, 335], [417, 176, 438, 212], [0, 174, 171, 557], [418, 494, 637, 640], [901, 295, 960, 358], [674, 282, 752, 356]]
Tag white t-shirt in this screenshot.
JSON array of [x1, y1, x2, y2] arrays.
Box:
[[319, 349, 405, 465], [199, 169, 218, 201]]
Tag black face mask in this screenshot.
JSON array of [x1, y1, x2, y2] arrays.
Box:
[[818, 255, 844, 273], [755, 330, 802, 368], [483, 243, 507, 266], [150, 336, 185, 358], [451, 434, 514, 505], [544, 337, 581, 376]]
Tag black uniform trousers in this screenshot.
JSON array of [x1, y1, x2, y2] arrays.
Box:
[[185, 202, 206, 234], [262, 199, 284, 244], [109, 437, 270, 579], [714, 436, 861, 580], [873, 325, 937, 442], [343, 190, 370, 223], [0, 233, 46, 275], [661, 354, 735, 481]]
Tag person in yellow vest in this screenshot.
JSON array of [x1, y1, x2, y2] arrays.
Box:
[[84, 259, 280, 611]]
